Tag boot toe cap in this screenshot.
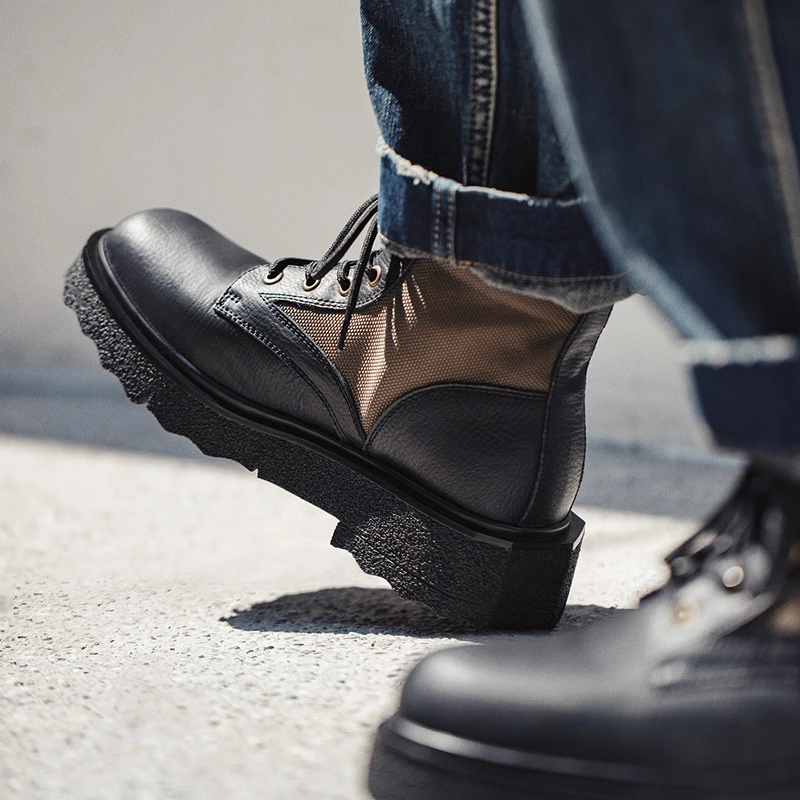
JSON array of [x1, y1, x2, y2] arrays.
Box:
[[396, 618, 800, 771], [96, 209, 268, 370], [99, 208, 265, 340]]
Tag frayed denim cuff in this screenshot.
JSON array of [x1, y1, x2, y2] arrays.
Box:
[[377, 142, 631, 312], [690, 337, 800, 450]]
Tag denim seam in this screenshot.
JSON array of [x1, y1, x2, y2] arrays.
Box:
[[521, 2, 720, 338], [433, 185, 443, 257], [376, 137, 434, 185], [446, 184, 456, 260], [466, 0, 498, 186], [741, 0, 800, 281], [382, 142, 592, 206], [379, 233, 627, 281]]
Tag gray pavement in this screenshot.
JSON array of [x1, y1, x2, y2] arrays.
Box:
[[1, 433, 714, 800]]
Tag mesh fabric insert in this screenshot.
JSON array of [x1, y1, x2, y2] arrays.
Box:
[[278, 259, 577, 432]]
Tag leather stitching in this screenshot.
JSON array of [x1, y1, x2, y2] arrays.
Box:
[[218, 285, 364, 440], [268, 303, 338, 365], [218, 300, 345, 440], [264, 281, 383, 311], [365, 382, 546, 452], [215, 297, 346, 441], [265, 301, 365, 436]]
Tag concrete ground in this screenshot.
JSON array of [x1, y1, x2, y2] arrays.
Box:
[[0, 381, 742, 800], [1, 3, 746, 798], [0, 431, 738, 800]]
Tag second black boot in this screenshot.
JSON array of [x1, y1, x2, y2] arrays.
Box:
[[370, 464, 800, 798], [64, 196, 609, 629]]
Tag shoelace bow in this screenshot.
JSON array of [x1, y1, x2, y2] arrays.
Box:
[[265, 194, 380, 350]]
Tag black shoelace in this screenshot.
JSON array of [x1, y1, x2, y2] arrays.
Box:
[[664, 466, 798, 591], [265, 195, 380, 350], [666, 471, 759, 583]]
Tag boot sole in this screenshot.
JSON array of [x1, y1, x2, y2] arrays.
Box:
[[369, 716, 800, 800], [63, 232, 584, 629]]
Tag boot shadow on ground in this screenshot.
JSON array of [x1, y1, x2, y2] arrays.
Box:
[[221, 586, 626, 640]]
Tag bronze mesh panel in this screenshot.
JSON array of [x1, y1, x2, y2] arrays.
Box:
[[278, 259, 577, 432]]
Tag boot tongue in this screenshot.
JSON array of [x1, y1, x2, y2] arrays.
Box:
[[753, 450, 800, 483], [749, 466, 800, 564]]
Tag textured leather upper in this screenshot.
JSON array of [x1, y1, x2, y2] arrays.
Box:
[[399, 574, 800, 768], [101, 209, 338, 432], [399, 469, 800, 769], [521, 308, 611, 527], [367, 384, 547, 524], [99, 207, 606, 528]]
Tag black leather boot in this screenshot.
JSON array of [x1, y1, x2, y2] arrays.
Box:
[[369, 465, 800, 798], [63, 196, 609, 629]]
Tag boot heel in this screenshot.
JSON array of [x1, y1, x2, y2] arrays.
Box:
[[332, 508, 584, 630]]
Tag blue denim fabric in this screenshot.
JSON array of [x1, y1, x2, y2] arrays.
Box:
[[524, 0, 800, 451], [359, 0, 631, 313]]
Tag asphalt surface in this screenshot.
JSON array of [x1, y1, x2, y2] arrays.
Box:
[[0, 364, 742, 800]]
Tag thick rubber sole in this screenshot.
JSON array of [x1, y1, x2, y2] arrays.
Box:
[[369, 716, 800, 800], [64, 242, 583, 629]]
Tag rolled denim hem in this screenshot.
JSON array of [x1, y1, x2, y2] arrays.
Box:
[[377, 141, 632, 312], [690, 336, 800, 450]]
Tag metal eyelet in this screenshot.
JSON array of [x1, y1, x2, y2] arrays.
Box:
[[263, 270, 283, 285], [367, 263, 382, 288], [302, 276, 321, 292], [338, 280, 351, 297], [721, 564, 745, 590]]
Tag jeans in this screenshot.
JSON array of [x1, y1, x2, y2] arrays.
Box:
[[360, 0, 800, 454], [360, 0, 629, 313]]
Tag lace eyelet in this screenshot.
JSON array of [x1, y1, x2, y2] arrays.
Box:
[[303, 276, 321, 292], [263, 270, 283, 285], [367, 263, 382, 288], [721, 564, 745, 590], [338, 281, 351, 297]]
